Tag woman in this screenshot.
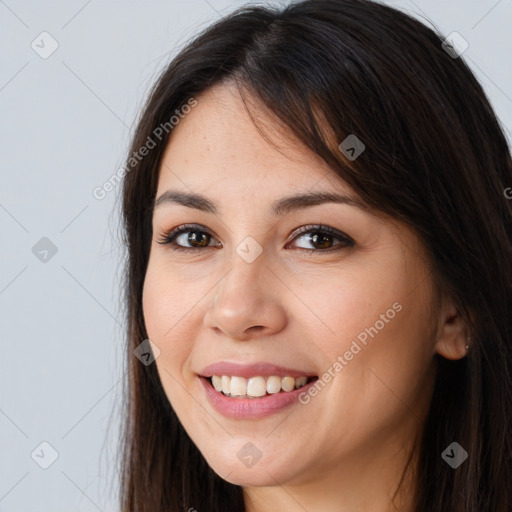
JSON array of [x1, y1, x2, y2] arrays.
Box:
[[119, 0, 512, 510]]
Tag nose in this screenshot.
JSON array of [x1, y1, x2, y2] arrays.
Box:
[[203, 250, 288, 341]]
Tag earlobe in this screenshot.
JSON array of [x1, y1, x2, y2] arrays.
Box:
[[435, 331, 469, 360], [434, 300, 470, 360]]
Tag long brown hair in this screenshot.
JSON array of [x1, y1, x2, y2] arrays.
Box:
[[119, 1, 512, 510]]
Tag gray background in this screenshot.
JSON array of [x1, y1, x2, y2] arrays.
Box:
[[1, 1, 511, 510]]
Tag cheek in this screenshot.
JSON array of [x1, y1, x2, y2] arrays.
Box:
[[142, 263, 196, 378], [142, 257, 201, 339], [305, 258, 435, 402], [142, 266, 203, 423], [321, 274, 436, 430], [302, 265, 408, 357]]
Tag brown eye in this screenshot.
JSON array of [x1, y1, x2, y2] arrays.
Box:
[[156, 224, 221, 252], [289, 225, 354, 252], [186, 231, 211, 247], [308, 232, 334, 250]]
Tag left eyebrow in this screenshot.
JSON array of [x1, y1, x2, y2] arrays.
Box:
[[270, 191, 368, 216], [153, 190, 368, 215]]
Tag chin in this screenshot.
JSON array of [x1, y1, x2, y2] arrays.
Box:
[[205, 452, 299, 487], [215, 466, 283, 487]]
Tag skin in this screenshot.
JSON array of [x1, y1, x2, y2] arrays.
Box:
[[142, 82, 469, 512]]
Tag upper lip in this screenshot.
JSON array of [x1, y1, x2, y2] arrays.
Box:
[[199, 361, 317, 379]]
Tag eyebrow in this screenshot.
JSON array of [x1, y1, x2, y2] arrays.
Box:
[[153, 190, 368, 216]]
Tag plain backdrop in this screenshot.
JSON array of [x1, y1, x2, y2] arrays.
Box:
[[1, 1, 511, 510]]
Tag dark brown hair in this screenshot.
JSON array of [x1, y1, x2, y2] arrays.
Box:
[[119, 1, 512, 510]]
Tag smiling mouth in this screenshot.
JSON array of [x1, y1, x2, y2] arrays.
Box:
[[206, 375, 318, 399]]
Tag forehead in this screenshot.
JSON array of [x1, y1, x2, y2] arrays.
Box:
[[156, 83, 350, 196]]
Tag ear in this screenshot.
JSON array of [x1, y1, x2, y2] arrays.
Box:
[[434, 296, 470, 360]]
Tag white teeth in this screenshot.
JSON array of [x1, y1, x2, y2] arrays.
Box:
[[230, 376, 247, 396], [281, 376, 295, 392], [209, 375, 312, 397], [247, 376, 267, 397], [212, 375, 223, 392], [221, 375, 231, 395], [266, 376, 282, 394]]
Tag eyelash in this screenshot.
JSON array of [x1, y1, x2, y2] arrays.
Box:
[[156, 223, 355, 254]]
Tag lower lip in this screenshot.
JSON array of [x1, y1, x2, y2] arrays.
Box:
[[199, 376, 318, 420]]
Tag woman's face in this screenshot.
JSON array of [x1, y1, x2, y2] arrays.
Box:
[[142, 83, 457, 495]]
